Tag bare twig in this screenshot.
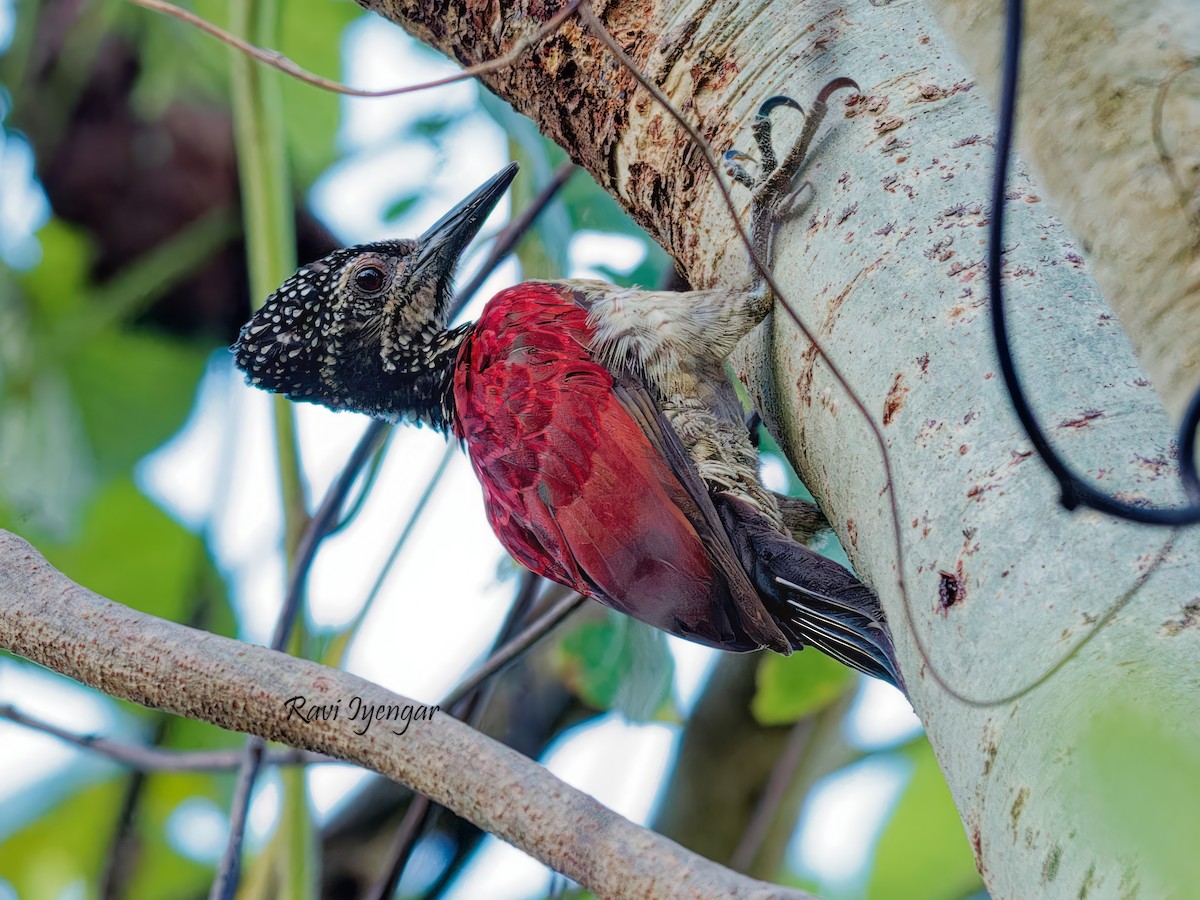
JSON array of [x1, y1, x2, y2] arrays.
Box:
[[129, 0, 581, 99], [211, 739, 264, 900], [0, 531, 817, 900], [442, 591, 586, 710], [730, 717, 815, 872], [366, 794, 437, 900], [0, 706, 333, 771]]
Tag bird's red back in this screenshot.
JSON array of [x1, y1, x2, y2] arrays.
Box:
[[452, 282, 749, 646]]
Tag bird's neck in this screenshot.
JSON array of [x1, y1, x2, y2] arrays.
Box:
[[381, 322, 473, 431]]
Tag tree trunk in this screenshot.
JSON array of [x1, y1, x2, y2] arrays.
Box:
[[361, 0, 1200, 896], [924, 0, 1200, 417]]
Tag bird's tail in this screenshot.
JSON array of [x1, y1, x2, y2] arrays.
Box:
[[717, 495, 905, 692]]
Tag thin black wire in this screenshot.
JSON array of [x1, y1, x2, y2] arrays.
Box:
[[989, 0, 1200, 525]]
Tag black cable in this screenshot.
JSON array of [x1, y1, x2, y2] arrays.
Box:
[[989, 0, 1200, 525]]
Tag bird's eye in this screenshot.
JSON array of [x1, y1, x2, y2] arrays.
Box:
[[354, 265, 386, 293]]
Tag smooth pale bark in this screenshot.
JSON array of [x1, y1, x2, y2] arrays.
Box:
[[922, 0, 1200, 417], [360, 1, 1200, 897], [0, 531, 811, 900]]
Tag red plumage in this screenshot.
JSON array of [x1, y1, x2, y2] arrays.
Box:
[[453, 283, 763, 650]]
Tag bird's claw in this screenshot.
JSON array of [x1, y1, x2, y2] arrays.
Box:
[[723, 149, 757, 188], [726, 79, 859, 299], [726, 78, 860, 197], [728, 93, 808, 187], [756, 95, 804, 120], [743, 78, 859, 221]]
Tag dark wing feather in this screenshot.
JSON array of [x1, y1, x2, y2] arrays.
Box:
[[715, 494, 905, 690]]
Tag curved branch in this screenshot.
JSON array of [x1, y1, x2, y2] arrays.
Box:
[[0, 530, 815, 900]]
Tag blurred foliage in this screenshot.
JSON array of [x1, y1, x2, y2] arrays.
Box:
[[135, 0, 360, 185], [554, 616, 677, 723], [868, 739, 983, 899], [1070, 688, 1200, 897], [2, 217, 208, 537], [752, 649, 855, 725]]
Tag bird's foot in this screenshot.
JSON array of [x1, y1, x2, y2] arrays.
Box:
[[724, 78, 860, 262]]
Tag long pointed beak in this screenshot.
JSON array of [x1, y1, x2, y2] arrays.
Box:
[[413, 162, 520, 284]]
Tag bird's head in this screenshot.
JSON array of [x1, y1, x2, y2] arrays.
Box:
[[233, 162, 519, 420]]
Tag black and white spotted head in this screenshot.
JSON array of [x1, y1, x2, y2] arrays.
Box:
[[232, 163, 518, 422]]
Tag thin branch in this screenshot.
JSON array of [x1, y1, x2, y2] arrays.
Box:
[[442, 591, 586, 710], [129, 0, 581, 99], [0, 707, 333, 772], [0, 531, 817, 900], [366, 793, 437, 900], [730, 717, 815, 872], [2, 705, 336, 771], [324, 441, 454, 669]]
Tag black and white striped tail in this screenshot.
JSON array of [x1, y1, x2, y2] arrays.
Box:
[[717, 495, 905, 692]]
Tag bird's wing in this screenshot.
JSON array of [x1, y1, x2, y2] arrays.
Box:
[[607, 372, 793, 652], [612, 369, 903, 689], [453, 284, 787, 652]]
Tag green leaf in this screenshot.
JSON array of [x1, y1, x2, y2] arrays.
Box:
[[406, 112, 461, 142], [15, 218, 92, 325], [0, 365, 96, 537], [62, 330, 206, 480], [382, 193, 420, 224], [129, 0, 229, 117], [555, 616, 676, 722], [1070, 694, 1200, 897], [752, 649, 855, 725], [868, 739, 982, 900], [39, 477, 204, 623]]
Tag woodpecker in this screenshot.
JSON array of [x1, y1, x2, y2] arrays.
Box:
[[234, 80, 903, 690]]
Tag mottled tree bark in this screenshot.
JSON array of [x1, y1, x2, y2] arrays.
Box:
[[357, 1, 1200, 897], [924, 0, 1200, 417]]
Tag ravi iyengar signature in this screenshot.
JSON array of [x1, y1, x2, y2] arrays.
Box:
[[284, 695, 439, 736]]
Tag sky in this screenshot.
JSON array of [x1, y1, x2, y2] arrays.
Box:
[[0, 6, 922, 897]]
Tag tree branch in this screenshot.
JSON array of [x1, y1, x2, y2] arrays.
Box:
[[0, 703, 332, 771], [0, 530, 816, 900]]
